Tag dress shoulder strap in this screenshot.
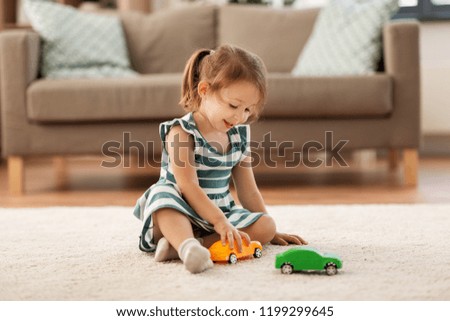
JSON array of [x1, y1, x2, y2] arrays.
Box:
[[159, 113, 197, 145]]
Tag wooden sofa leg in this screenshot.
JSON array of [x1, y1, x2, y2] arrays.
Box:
[[53, 156, 69, 190], [388, 149, 400, 170], [8, 156, 25, 195], [403, 149, 418, 187]]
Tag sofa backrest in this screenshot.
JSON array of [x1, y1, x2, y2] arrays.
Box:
[[121, 4, 320, 75], [218, 5, 320, 73], [120, 5, 216, 74]]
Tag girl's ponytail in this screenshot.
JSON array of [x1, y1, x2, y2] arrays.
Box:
[[180, 49, 213, 111], [179, 45, 267, 121]]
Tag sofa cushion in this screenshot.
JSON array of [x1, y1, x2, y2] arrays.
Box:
[[120, 5, 216, 74], [24, 0, 136, 79], [27, 74, 185, 123], [264, 74, 393, 118], [218, 5, 319, 73], [292, 0, 399, 76], [27, 74, 392, 124]]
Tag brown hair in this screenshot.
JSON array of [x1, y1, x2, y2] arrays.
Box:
[[179, 44, 267, 123]]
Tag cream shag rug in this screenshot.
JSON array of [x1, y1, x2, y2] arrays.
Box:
[[1, 204, 449, 301]]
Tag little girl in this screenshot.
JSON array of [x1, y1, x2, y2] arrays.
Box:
[[134, 45, 307, 273]]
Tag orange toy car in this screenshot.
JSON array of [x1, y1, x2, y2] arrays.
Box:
[[208, 240, 263, 264]]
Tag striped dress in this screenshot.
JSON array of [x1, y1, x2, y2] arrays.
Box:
[[133, 112, 264, 252]]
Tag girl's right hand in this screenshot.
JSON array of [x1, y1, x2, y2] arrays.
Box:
[[213, 218, 250, 253]]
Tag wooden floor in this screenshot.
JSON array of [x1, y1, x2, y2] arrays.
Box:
[[1, 155, 450, 207]]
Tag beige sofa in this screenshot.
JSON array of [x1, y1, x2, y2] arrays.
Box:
[[0, 5, 420, 194]]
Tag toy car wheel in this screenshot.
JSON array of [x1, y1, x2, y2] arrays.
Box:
[[281, 263, 293, 275], [325, 263, 337, 276], [228, 253, 238, 264], [253, 248, 262, 258]]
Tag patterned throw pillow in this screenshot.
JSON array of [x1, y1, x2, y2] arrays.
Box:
[[292, 0, 399, 76], [24, 0, 137, 79]]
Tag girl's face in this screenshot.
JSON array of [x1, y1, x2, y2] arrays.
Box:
[[198, 80, 260, 133]]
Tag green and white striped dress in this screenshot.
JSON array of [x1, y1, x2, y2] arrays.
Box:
[[133, 112, 264, 252]]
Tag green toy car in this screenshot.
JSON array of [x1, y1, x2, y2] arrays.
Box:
[[275, 246, 343, 276]]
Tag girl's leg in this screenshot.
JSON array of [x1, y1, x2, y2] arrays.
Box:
[[239, 215, 276, 245], [153, 213, 206, 261], [152, 208, 191, 262], [153, 208, 213, 273], [153, 208, 195, 249]]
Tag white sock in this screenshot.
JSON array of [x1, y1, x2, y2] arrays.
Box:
[[154, 237, 204, 262], [177, 238, 213, 274], [154, 237, 180, 262]]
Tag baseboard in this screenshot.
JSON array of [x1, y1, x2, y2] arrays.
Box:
[[421, 134, 450, 156]]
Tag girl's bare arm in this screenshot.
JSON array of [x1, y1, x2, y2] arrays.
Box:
[[231, 156, 267, 213], [232, 156, 308, 246]]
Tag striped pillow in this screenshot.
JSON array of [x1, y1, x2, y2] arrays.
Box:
[[292, 0, 399, 76], [24, 0, 137, 79]]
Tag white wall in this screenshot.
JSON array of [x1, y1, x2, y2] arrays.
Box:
[[420, 22, 450, 135]]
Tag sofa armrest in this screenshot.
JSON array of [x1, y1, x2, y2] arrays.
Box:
[[382, 20, 421, 145], [384, 20, 420, 76], [0, 30, 40, 157], [0, 30, 40, 85]]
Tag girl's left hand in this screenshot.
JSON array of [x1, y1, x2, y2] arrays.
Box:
[[270, 232, 308, 246]]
